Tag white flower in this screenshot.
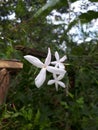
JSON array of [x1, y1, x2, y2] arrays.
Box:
[[24, 48, 66, 88], [48, 73, 66, 91], [51, 51, 67, 69]]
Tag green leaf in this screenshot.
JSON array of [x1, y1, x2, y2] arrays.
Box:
[[89, 0, 98, 2], [79, 11, 98, 23], [34, 109, 40, 125], [76, 97, 84, 105], [61, 101, 69, 109], [68, 92, 74, 98], [66, 10, 98, 33], [66, 19, 78, 33], [3, 111, 14, 118], [34, 0, 67, 18], [15, 0, 27, 18]]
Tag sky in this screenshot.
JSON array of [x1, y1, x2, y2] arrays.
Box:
[[2, 0, 98, 47], [46, 0, 98, 44]]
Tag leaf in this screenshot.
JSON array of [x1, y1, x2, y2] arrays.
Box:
[[15, 0, 27, 18], [68, 92, 74, 98], [66, 19, 78, 33], [3, 111, 14, 118], [34, 109, 40, 125], [66, 10, 98, 32], [61, 101, 69, 109], [89, 0, 98, 2], [11, 112, 20, 118], [79, 10, 98, 23], [27, 108, 33, 121], [34, 0, 67, 18], [76, 97, 84, 105]]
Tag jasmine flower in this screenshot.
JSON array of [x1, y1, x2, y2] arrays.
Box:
[[24, 48, 66, 88], [51, 51, 67, 69], [48, 73, 66, 91]]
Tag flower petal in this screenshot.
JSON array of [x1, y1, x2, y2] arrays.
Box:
[[45, 48, 51, 66], [24, 55, 43, 68], [55, 82, 58, 91], [58, 81, 66, 88], [35, 68, 46, 88], [57, 73, 65, 80], [51, 61, 57, 65], [53, 73, 57, 79], [55, 51, 59, 61], [58, 63, 65, 69], [47, 80, 55, 85], [47, 66, 66, 75], [60, 55, 67, 62]]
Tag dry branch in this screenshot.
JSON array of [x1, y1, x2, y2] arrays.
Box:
[[0, 60, 23, 105], [0, 69, 10, 105], [15, 45, 47, 58], [0, 60, 23, 69]]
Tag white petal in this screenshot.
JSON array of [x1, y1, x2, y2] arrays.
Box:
[[60, 55, 67, 62], [58, 81, 66, 88], [51, 61, 57, 65], [57, 73, 65, 80], [24, 55, 43, 68], [47, 80, 55, 85], [58, 63, 65, 69], [53, 73, 57, 79], [55, 82, 58, 91], [55, 63, 60, 68], [55, 51, 59, 61], [47, 66, 66, 75], [35, 68, 46, 88], [45, 48, 51, 66]]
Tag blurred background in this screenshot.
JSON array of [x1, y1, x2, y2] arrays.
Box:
[[0, 0, 98, 129]]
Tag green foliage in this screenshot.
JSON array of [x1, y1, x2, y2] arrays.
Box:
[[79, 11, 98, 23], [89, 0, 98, 2], [34, 0, 67, 18], [15, 0, 27, 18], [0, 104, 50, 130]]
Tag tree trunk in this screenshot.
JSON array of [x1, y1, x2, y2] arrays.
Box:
[[0, 68, 10, 105]]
